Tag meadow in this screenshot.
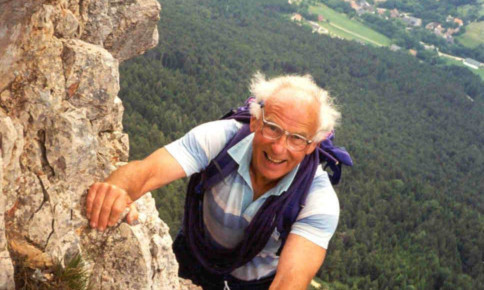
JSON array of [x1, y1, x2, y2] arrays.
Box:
[[308, 3, 392, 46], [456, 21, 484, 48]]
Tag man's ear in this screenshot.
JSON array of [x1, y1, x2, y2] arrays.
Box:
[[305, 141, 319, 155], [305, 131, 330, 155], [249, 116, 259, 132]]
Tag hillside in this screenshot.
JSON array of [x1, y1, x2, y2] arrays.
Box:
[[305, 0, 484, 80], [119, 0, 484, 288]]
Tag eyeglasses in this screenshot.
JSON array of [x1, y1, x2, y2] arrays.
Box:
[[260, 108, 313, 151]]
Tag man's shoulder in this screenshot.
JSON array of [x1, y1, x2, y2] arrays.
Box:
[[165, 119, 245, 176], [303, 166, 339, 215], [187, 119, 244, 151], [310, 166, 335, 192], [191, 119, 244, 137]]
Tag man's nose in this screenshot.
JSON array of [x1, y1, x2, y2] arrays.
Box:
[[271, 134, 287, 154]]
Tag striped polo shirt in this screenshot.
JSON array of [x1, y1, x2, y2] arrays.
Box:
[[165, 119, 339, 281]]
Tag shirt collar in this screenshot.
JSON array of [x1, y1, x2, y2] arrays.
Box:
[[227, 133, 299, 196]]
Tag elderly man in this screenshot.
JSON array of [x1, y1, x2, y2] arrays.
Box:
[[86, 73, 342, 289]]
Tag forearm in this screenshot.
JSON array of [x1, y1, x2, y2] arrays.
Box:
[[270, 234, 326, 290], [270, 268, 313, 290], [104, 147, 186, 201], [104, 160, 152, 202]]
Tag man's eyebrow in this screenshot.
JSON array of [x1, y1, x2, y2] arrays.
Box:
[[290, 128, 310, 138], [266, 118, 309, 138], [293, 132, 309, 139]]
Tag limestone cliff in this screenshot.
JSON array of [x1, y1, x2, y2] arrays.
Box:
[[0, 0, 196, 288]]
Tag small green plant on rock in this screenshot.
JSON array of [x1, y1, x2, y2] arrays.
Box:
[[50, 253, 90, 290], [15, 253, 90, 290]]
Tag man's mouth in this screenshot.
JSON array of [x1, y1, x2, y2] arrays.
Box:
[[264, 152, 286, 164]]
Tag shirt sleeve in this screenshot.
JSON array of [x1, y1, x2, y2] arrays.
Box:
[[165, 119, 243, 177], [290, 166, 340, 249]]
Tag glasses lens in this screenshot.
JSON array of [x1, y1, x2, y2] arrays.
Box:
[[260, 108, 308, 151], [288, 135, 306, 146], [262, 122, 283, 139], [287, 135, 307, 151]]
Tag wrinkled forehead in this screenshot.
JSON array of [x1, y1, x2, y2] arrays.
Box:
[[265, 87, 320, 118], [264, 88, 320, 134], [266, 85, 320, 108]]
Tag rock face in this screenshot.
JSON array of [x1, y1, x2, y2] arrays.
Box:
[[0, 0, 195, 288]]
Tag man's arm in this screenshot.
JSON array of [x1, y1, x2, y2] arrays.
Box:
[[270, 234, 327, 290], [86, 147, 186, 231]]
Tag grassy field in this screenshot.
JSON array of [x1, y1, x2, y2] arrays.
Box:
[[317, 21, 370, 42], [457, 0, 484, 18], [456, 21, 484, 48], [440, 55, 484, 81], [309, 4, 392, 46], [301, 18, 386, 46]]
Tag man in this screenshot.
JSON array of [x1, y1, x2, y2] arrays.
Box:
[[86, 73, 341, 289]]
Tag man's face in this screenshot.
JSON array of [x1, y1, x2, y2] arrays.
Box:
[[249, 89, 319, 186]]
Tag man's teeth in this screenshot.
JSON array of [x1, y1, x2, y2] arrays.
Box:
[[267, 154, 283, 163]]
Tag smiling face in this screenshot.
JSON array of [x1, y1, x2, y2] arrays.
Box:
[[249, 87, 320, 188]]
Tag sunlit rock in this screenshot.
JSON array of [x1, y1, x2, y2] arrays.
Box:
[[0, 0, 197, 288]]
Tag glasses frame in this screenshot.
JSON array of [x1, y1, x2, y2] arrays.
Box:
[[260, 107, 313, 152]]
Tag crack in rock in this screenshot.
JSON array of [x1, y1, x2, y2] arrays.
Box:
[[36, 129, 55, 179], [44, 204, 56, 248], [29, 175, 50, 223]]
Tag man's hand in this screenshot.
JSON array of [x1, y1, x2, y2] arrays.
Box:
[[84, 148, 186, 231], [86, 182, 138, 231]]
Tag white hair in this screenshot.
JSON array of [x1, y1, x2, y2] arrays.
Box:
[[249, 72, 341, 142]]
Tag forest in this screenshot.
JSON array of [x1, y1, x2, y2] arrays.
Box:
[[118, 0, 483, 288]]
